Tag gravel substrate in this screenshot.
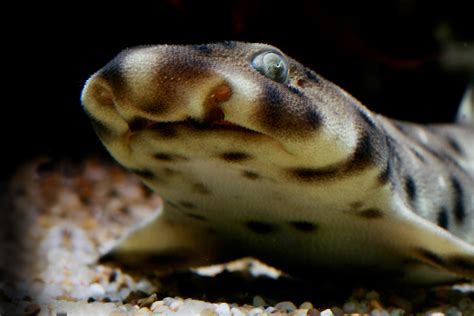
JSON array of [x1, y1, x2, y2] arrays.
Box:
[[1, 158, 473, 315]]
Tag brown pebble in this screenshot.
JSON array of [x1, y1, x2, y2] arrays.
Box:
[[307, 308, 321, 316]]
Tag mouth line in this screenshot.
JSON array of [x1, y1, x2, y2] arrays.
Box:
[[137, 118, 262, 136]]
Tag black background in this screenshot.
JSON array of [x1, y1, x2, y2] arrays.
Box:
[[4, 0, 473, 181]]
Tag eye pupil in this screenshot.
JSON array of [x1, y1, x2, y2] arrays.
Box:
[[252, 51, 289, 84]]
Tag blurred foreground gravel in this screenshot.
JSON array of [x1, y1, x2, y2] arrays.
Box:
[[0, 158, 473, 315]]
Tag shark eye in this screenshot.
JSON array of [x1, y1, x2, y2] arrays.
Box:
[[252, 51, 289, 84]]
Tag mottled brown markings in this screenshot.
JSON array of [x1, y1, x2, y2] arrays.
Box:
[[289, 132, 376, 182], [289, 221, 318, 232], [437, 207, 449, 230], [99, 51, 127, 93], [180, 201, 196, 209], [296, 79, 307, 88], [258, 83, 321, 136], [219, 152, 252, 162], [451, 177, 466, 223], [404, 176, 417, 202], [414, 248, 445, 268], [245, 221, 278, 234], [242, 170, 260, 180], [356, 208, 384, 219], [192, 182, 211, 195]]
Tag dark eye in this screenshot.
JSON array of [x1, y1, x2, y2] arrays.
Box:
[[252, 51, 289, 84]]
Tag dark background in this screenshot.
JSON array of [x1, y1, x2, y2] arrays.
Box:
[[4, 0, 474, 181]]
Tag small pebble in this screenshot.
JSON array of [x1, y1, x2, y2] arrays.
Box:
[[275, 301, 297, 312], [307, 308, 321, 316], [342, 301, 358, 313], [320, 309, 334, 316], [253, 295, 266, 307], [331, 306, 344, 316], [299, 301, 313, 309], [215, 303, 231, 316]]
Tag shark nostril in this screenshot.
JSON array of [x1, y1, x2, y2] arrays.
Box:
[[212, 84, 232, 103]]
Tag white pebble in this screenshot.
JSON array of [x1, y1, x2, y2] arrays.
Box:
[[170, 299, 184, 311], [248, 307, 264, 316], [275, 301, 297, 312], [320, 309, 334, 316], [89, 283, 106, 297], [215, 303, 231, 316]]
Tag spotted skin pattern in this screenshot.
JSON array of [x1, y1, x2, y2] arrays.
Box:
[[82, 42, 474, 284]]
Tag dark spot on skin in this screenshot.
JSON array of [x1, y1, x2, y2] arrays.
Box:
[[289, 221, 318, 232], [451, 177, 466, 223], [288, 85, 303, 96], [186, 213, 208, 221], [219, 152, 252, 162], [405, 176, 417, 201], [305, 109, 321, 130], [154, 152, 188, 162], [128, 118, 150, 132], [192, 44, 213, 54], [129, 168, 155, 180], [245, 221, 278, 234], [357, 208, 384, 219], [221, 41, 237, 49], [192, 182, 211, 195], [180, 201, 195, 209], [437, 207, 449, 230], [414, 248, 445, 267], [304, 69, 321, 83], [446, 137, 463, 155], [410, 147, 426, 162], [242, 170, 260, 180], [154, 153, 174, 161], [150, 123, 178, 138]]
